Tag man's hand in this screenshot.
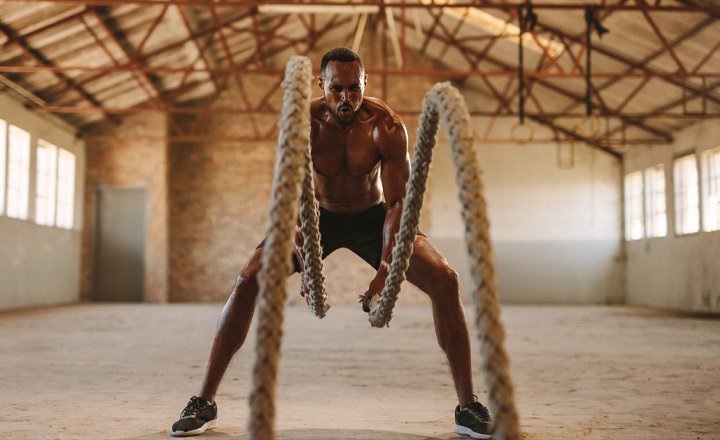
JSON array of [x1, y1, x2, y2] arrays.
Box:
[[293, 232, 309, 298], [360, 261, 389, 313]]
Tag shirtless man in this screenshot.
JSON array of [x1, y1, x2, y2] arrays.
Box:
[[170, 47, 492, 440]]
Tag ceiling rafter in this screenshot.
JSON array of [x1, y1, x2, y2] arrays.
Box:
[[41, 9, 258, 100], [603, 78, 720, 139], [396, 12, 673, 144], [534, 20, 720, 108], [91, 7, 165, 103], [0, 19, 119, 124], [415, 13, 623, 154], [636, 0, 687, 74], [5, 0, 720, 13], [565, 15, 716, 115]]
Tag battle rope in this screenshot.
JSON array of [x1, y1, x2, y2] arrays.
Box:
[[367, 82, 520, 439], [299, 139, 330, 318], [248, 55, 314, 440], [250, 57, 520, 440]]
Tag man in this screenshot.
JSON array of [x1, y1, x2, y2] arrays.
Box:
[[171, 47, 492, 439]]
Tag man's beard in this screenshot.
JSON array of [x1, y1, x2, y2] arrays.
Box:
[[325, 100, 355, 126]]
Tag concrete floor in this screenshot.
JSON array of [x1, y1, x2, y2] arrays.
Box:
[[1, 302, 719, 440]]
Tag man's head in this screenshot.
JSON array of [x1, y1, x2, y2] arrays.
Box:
[[318, 47, 367, 126]]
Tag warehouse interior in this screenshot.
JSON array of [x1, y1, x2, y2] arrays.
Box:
[[0, 1, 719, 439]]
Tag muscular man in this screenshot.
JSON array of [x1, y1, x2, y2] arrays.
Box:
[[171, 47, 492, 440]]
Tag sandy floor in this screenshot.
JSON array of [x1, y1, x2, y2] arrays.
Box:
[[0, 302, 719, 440]]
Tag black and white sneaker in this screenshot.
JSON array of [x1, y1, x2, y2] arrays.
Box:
[[455, 400, 493, 439], [171, 396, 218, 437]]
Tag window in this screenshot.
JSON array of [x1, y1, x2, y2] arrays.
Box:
[[673, 154, 700, 235], [644, 164, 667, 238], [7, 125, 31, 220], [624, 171, 644, 240], [0, 119, 6, 214], [56, 148, 76, 229], [35, 139, 58, 226], [702, 147, 720, 232]]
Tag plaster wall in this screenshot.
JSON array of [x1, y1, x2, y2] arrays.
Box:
[[0, 93, 85, 310], [427, 115, 624, 303], [624, 120, 720, 312]]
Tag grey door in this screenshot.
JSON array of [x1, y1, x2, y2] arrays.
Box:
[[94, 187, 147, 302]]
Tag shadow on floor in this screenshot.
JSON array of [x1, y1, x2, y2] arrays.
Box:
[[119, 428, 458, 439]]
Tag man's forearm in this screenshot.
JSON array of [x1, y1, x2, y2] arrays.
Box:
[[380, 201, 404, 267]]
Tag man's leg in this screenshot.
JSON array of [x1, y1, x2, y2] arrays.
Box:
[[171, 248, 264, 437], [405, 235, 474, 406], [199, 247, 264, 401], [405, 235, 492, 439]]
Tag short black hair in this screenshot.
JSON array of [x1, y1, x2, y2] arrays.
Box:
[[320, 47, 364, 77]]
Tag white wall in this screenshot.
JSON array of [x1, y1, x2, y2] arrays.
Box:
[[624, 120, 720, 312], [0, 94, 85, 310], [426, 118, 624, 303]]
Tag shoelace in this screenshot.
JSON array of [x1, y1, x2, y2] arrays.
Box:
[[180, 397, 204, 418], [464, 402, 491, 422]]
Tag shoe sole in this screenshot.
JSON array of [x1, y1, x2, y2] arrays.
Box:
[[171, 419, 218, 437], [455, 424, 492, 439]]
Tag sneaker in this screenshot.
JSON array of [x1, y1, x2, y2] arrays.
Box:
[[455, 400, 493, 439], [171, 396, 218, 437]]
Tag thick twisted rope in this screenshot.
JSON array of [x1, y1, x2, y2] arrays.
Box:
[[299, 145, 330, 318], [368, 82, 520, 439], [248, 56, 314, 440]]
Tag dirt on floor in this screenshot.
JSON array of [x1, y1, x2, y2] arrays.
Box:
[[0, 302, 719, 440]]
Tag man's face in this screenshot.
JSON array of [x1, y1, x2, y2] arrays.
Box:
[[318, 60, 367, 126]]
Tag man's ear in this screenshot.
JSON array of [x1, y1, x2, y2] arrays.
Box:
[[364, 74, 368, 88], [317, 75, 324, 90]]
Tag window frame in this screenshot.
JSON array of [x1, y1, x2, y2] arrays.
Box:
[[624, 170, 645, 241], [644, 164, 667, 238], [55, 148, 76, 230], [701, 146, 720, 232], [35, 139, 59, 227], [0, 119, 6, 215], [6, 124, 31, 220], [673, 153, 701, 236]]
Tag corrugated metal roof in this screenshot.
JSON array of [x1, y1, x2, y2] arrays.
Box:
[[0, 0, 717, 151]]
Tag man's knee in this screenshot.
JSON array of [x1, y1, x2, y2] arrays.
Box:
[[425, 265, 461, 302], [435, 265, 459, 290]]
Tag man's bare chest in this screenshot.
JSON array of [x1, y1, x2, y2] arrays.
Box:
[[311, 126, 381, 177]]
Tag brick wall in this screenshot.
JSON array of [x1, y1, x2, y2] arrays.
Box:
[[79, 38, 445, 305], [81, 112, 169, 303], [166, 42, 438, 304]]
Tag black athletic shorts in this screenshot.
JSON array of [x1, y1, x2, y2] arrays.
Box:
[[257, 203, 424, 273]]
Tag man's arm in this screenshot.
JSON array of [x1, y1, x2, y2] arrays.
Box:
[[363, 112, 410, 307]]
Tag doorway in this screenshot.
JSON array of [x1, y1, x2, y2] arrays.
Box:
[[93, 187, 147, 302]]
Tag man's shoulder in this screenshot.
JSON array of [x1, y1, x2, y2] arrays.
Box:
[[361, 97, 404, 128]]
